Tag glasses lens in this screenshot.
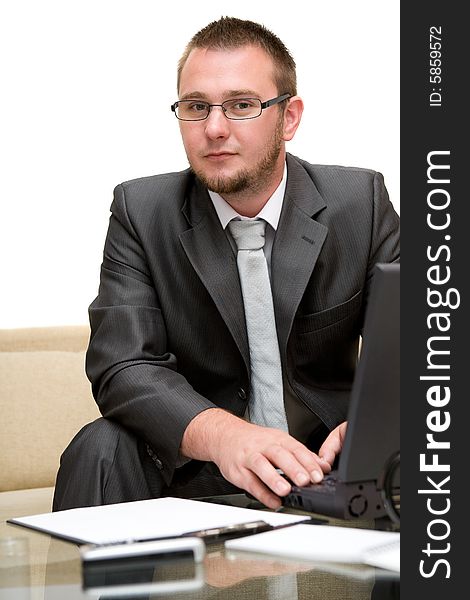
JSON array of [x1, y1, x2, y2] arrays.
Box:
[[176, 101, 209, 120], [223, 98, 262, 120]]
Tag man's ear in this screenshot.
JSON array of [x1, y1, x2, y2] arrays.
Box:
[[282, 96, 304, 141]]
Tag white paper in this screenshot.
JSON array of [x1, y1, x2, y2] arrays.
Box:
[[362, 540, 400, 572], [8, 497, 308, 545], [225, 523, 400, 569]]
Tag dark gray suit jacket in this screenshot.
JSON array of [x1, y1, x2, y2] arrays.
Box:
[[86, 153, 400, 486]]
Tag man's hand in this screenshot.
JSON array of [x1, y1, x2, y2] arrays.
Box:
[[318, 421, 347, 468], [180, 408, 333, 509]]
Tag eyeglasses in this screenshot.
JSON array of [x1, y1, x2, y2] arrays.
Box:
[[170, 93, 291, 121]]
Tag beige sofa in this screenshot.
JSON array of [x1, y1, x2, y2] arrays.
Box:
[[0, 326, 100, 497]]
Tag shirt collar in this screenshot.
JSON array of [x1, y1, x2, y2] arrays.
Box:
[[208, 162, 287, 230]]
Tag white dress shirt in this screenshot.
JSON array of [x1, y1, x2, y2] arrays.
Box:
[[208, 162, 287, 280]]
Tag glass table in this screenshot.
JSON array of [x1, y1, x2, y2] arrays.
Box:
[[0, 488, 399, 599]]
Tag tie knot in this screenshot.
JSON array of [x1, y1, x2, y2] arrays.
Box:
[[228, 219, 267, 251]]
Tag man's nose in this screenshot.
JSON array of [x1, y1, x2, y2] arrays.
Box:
[[204, 106, 230, 139]]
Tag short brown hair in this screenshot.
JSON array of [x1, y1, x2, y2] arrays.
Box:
[[177, 16, 297, 97]]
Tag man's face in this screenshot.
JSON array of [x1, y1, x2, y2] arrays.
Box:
[[177, 45, 287, 197]]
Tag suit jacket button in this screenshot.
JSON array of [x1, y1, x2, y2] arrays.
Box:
[[237, 388, 247, 400], [146, 444, 164, 470]]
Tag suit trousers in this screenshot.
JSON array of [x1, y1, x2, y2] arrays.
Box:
[[52, 418, 241, 511]]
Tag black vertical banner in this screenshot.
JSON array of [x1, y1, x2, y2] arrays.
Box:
[[401, 2, 466, 597]]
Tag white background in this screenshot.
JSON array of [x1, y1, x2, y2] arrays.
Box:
[[0, 1, 399, 328]]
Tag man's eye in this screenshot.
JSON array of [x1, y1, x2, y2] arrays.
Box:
[[233, 101, 254, 110], [188, 102, 208, 112]]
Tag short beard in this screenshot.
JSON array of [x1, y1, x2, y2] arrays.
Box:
[[191, 114, 284, 196]]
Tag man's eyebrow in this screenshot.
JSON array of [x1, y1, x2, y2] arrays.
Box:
[[178, 89, 261, 101], [223, 89, 261, 98], [179, 91, 209, 101]]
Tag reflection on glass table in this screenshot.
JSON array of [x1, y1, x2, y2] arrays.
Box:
[[1, 489, 399, 600]]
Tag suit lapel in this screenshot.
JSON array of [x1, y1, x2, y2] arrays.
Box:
[[179, 179, 249, 370], [272, 155, 328, 356]]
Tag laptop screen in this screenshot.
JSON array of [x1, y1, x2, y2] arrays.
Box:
[[338, 262, 400, 483]]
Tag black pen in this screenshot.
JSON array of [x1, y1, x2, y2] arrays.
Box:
[[183, 520, 272, 543], [183, 517, 326, 544]]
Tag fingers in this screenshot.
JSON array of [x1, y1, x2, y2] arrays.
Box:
[[318, 421, 347, 467], [234, 467, 284, 510], [247, 441, 324, 495], [246, 451, 292, 497], [213, 419, 344, 509], [221, 441, 315, 507], [264, 443, 322, 486], [290, 443, 331, 480]]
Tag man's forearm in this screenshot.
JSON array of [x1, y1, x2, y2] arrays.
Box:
[[180, 407, 244, 462]]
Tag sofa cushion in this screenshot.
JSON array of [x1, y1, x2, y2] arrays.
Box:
[[0, 326, 89, 353], [0, 328, 100, 492]]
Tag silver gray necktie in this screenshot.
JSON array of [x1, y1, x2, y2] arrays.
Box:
[[228, 219, 288, 431]]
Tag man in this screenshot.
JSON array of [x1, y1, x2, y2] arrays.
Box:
[[53, 17, 399, 511]]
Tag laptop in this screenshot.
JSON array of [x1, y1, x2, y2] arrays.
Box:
[[283, 262, 400, 522]]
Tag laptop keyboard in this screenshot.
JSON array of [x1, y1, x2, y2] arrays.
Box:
[[322, 473, 337, 485], [285, 471, 339, 494], [307, 472, 338, 493]]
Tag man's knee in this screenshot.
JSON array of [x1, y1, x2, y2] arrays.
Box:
[[53, 417, 156, 510], [59, 417, 132, 466]]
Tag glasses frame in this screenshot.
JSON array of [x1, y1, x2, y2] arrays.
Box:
[[170, 93, 291, 121]]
